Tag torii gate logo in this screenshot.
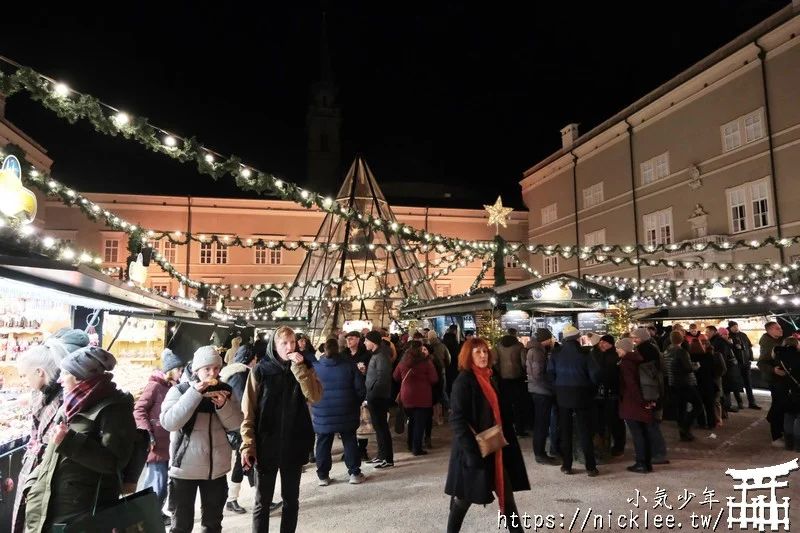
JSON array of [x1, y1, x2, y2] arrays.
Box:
[[725, 458, 799, 531]]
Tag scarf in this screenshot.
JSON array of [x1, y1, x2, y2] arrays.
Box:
[[473, 366, 505, 514], [63, 373, 116, 422]]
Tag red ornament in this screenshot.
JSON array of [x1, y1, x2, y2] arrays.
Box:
[[4, 477, 14, 493]]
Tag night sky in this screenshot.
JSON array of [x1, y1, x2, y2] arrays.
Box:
[[1, 1, 790, 209]]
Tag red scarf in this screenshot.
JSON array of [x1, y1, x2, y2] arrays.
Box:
[[473, 366, 505, 514], [63, 373, 116, 422]]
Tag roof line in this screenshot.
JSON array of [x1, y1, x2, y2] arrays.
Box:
[[521, 3, 798, 179]]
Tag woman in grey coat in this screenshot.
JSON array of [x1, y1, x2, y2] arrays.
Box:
[[160, 346, 243, 533]]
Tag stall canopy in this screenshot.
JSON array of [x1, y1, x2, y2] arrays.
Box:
[[400, 275, 629, 319], [631, 294, 800, 322], [0, 252, 200, 317]]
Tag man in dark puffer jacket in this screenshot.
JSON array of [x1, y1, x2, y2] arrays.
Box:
[[312, 339, 367, 485]]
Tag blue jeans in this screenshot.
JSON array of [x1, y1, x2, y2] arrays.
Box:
[[143, 461, 169, 515]]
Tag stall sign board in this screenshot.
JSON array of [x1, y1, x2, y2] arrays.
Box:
[[501, 311, 532, 337], [577, 312, 607, 334]]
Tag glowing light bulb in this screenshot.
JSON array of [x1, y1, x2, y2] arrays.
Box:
[[164, 135, 177, 147], [53, 83, 70, 97], [113, 112, 129, 127], [241, 168, 252, 178], [204, 153, 215, 163]]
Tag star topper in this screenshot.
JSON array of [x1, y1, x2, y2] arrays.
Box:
[[484, 195, 513, 233]]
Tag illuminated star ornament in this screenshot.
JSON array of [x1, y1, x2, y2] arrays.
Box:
[[484, 195, 513, 233]]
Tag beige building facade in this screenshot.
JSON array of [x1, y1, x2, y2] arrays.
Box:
[[40, 193, 529, 306], [520, 3, 800, 283]]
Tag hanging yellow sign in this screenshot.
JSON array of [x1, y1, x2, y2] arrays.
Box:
[[0, 155, 37, 224]]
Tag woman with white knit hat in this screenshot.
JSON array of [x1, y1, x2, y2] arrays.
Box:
[[160, 345, 243, 532]]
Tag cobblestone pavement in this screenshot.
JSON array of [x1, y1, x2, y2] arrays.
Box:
[[169, 391, 800, 532]]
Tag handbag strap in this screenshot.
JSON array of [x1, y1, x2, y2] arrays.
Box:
[[780, 360, 800, 388], [400, 367, 414, 388]]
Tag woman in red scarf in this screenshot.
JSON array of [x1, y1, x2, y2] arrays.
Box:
[[23, 346, 137, 532], [445, 337, 530, 532]]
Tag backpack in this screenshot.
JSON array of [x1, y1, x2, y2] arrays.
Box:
[[639, 360, 662, 402]]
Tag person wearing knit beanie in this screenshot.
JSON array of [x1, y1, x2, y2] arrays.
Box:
[[50, 328, 91, 360], [365, 330, 383, 346], [535, 328, 553, 343], [193, 346, 223, 372], [615, 338, 635, 354], [600, 335, 615, 346], [60, 346, 117, 381], [632, 328, 651, 342], [161, 348, 184, 374], [562, 325, 580, 340]]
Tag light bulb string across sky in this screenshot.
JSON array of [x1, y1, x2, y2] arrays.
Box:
[[0, 60, 523, 256]]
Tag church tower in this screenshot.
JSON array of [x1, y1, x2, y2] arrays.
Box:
[[306, 11, 342, 196]]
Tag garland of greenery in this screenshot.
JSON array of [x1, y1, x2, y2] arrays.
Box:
[[470, 259, 492, 292], [14, 162, 485, 296], [0, 214, 103, 267], [0, 65, 500, 255], [527, 236, 800, 257]]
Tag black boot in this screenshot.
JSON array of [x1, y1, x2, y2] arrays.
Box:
[[447, 497, 470, 533]]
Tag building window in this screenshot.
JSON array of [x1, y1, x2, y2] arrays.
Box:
[[582, 182, 604, 209], [104, 239, 120, 263], [721, 120, 741, 152], [163, 241, 177, 263], [216, 244, 228, 264], [584, 229, 606, 266], [640, 152, 670, 185], [255, 245, 268, 264], [721, 108, 764, 152], [727, 177, 772, 234], [505, 255, 519, 269], [541, 203, 557, 225], [744, 111, 764, 143], [436, 284, 451, 297], [270, 250, 282, 265], [543, 255, 558, 275], [643, 208, 673, 246], [200, 243, 213, 264], [152, 283, 169, 295]]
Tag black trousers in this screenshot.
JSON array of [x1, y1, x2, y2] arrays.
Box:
[[626, 420, 652, 467], [446, 468, 523, 533], [317, 431, 361, 477], [559, 407, 596, 471], [499, 378, 529, 435], [676, 385, 705, 430], [740, 363, 757, 405], [405, 407, 432, 454], [531, 393, 554, 459], [368, 397, 393, 462], [593, 397, 626, 452], [253, 463, 303, 533], [168, 476, 227, 533], [698, 382, 717, 428]]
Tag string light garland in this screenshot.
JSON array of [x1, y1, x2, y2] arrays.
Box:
[[0, 62, 518, 255], [470, 259, 493, 292], [526, 236, 800, 258], [0, 213, 103, 267]]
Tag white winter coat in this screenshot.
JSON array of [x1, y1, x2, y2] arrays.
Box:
[[160, 386, 243, 480]]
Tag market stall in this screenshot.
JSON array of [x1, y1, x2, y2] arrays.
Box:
[[0, 251, 207, 529]]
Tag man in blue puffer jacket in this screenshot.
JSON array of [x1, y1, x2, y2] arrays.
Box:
[[312, 339, 367, 486], [547, 325, 600, 477]]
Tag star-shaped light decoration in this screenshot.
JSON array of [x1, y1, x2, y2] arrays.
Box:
[[484, 195, 513, 233]]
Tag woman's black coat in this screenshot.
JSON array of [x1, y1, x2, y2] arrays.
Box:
[[444, 370, 530, 505]]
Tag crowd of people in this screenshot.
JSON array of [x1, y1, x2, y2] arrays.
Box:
[[10, 317, 792, 532], [9, 324, 456, 533]]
